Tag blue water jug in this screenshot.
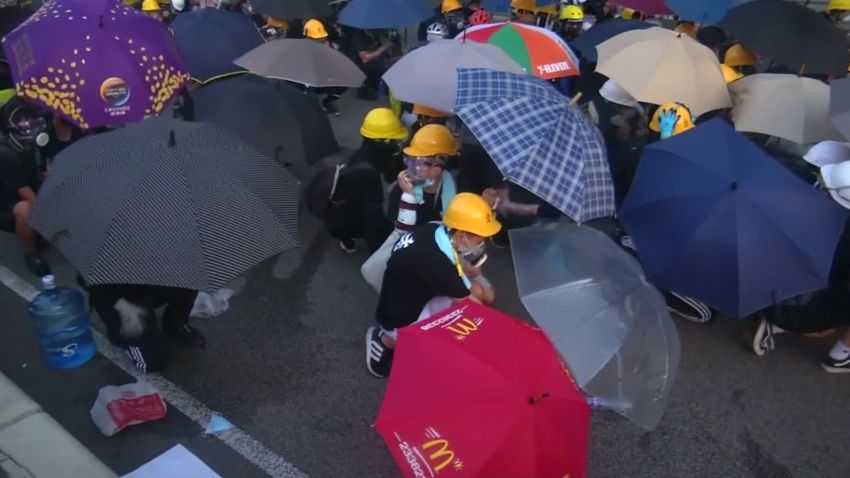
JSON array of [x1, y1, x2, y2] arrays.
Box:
[[28, 275, 96, 369]]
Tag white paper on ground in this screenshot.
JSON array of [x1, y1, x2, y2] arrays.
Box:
[[121, 444, 221, 478]]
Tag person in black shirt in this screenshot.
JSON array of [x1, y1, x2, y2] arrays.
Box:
[[324, 108, 407, 253], [349, 29, 393, 100], [365, 193, 501, 377], [0, 97, 52, 277]]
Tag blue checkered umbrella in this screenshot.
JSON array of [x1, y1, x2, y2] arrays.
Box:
[[454, 68, 614, 222]]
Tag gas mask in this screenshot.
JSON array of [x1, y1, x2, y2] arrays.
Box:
[[404, 155, 444, 187], [7, 106, 50, 153], [458, 237, 487, 268]]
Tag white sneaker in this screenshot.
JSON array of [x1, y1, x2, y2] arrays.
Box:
[[752, 316, 782, 356]]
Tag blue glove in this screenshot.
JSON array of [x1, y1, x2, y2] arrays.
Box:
[[658, 108, 680, 140]]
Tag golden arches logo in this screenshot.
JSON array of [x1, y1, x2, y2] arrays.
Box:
[[422, 439, 455, 473], [446, 318, 479, 337]]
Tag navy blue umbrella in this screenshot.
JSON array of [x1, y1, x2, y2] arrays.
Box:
[[666, 0, 750, 25], [570, 19, 653, 63], [339, 0, 432, 28], [171, 9, 263, 84], [620, 118, 849, 318]]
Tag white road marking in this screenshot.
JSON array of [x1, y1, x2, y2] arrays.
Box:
[[0, 264, 307, 478]]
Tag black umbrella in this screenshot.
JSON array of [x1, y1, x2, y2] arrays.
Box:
[[570, 19, 653, 63], [191, 75, 339, 172], [721, 0, 850, 77], [171, 9, 263, 83], [29, 118, 300, 292], [830, 77, 850, 140], [250, 0, 332, 20]]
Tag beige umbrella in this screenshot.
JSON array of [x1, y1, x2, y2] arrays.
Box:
[[595, 27, 731, 116], [729, 74, 841, 145]]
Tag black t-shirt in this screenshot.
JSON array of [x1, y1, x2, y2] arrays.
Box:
[[332, 149, 384, 206], [0, 144, 39, 207], [376, 223, 469, 330], [350, 29, 383, 67], [386, 185, 443, 225]]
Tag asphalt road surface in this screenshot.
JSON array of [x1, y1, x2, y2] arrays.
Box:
[[1, 93, 849, 478]]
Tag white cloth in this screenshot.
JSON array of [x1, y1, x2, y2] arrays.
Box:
[[361, 230, 401, 293]]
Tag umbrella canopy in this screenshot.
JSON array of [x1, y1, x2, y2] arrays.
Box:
[[192, 75, 338, 172], [250, 0, 331, 19], [596, 27, 731, 116], [666, 0, 749, 24], [730, 73, 841, 145], [570, 18, 652, 63], [620, 118, 849, 318], [171, 8, 263, 84], [829, 77, 850, 141], [510, 223, 680, 431], [456, 22, 579, 80], [29, 117, 300, 292], [721, 0, 849, 77], [454, 68, 615, 222], [376, 300, 590, 478], [1, 0, 188, 129], [609, 0, 672, 16], [234, 39, 365, 88], [383, 40, 524, 112], [339, 0, 432, 29]]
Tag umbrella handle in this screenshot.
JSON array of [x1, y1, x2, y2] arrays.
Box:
[[569, 92, 583, 106]]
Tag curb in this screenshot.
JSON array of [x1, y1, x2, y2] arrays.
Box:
[[0, 372, 116, 478]]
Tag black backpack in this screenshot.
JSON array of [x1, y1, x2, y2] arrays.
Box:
[[304, 160, 371, 218]]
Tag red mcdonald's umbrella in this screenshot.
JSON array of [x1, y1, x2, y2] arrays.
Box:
[[375, 300, 590, 478]]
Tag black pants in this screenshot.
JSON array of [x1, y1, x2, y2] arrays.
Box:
[[765, 287, 850, 334], [324, 200, 391, 253], [86, 284, 198, 371], [360, 60, 385, 93]]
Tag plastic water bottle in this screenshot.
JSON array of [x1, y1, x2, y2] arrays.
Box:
[[28, 275, 96, 369]]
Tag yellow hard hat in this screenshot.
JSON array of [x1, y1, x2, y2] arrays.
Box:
[[360, 108, 408, 141], [560, 5, 584, 21], [403, 124, 458, 157], [141, 0, 161, 12], [442, 0, 463, 13], [443, 193, 502, 238], [620, 7, 637, 19], [829, 0, 850, 12], [511, 0, 535, 12], [649, 102, 695, 136], [303, 19, 328, 40], [724, 43, 757, 67], [413, 104, 450, 118], [720, 64, 743, 84], [266, 16, 288, 29]]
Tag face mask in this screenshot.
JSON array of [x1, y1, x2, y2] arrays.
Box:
[[457, 238, 486, 264]]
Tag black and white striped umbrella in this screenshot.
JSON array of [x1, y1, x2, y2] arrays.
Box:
[[30, 118, 300, 292]]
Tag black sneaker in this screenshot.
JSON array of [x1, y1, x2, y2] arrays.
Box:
[[366, 326, 393, 378], [125, 342, 168, 373], [339, 239, 357, 253], [821, 354, 850, 373], [24, 252, 51, 277], [166, 324, 206, 349]]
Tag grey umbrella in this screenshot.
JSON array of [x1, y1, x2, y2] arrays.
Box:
[[830, 78, 850, 141], [234, 39, 366, 88], [29, 118, 300, 292], [510, 223, 681, 431]]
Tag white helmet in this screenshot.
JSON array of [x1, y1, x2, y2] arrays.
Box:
[[426, 22, 449, 41], [821, 160, 850, 209], [172, 0, 185, 9]]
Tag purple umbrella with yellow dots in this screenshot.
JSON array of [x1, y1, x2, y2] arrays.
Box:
[[1, 0, 188, 129]]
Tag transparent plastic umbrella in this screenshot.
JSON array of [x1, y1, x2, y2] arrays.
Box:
[[510, 223, 681, 431]]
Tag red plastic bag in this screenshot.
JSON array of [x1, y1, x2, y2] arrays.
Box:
[[90, 382, 167, 436]]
